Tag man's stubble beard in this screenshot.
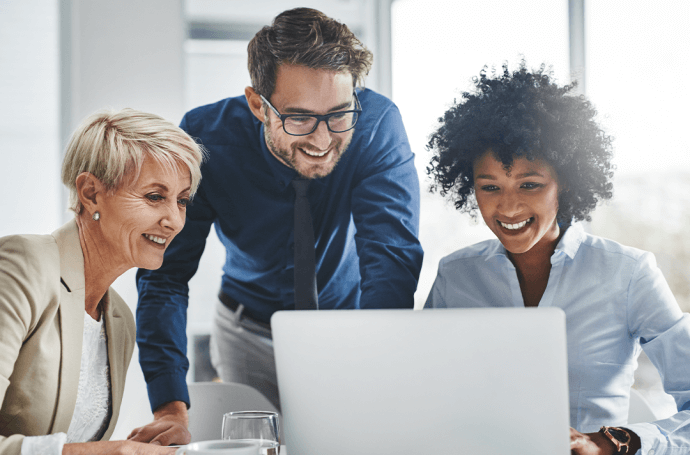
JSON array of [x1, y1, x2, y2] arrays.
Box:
[[263, 115, 352, 180]]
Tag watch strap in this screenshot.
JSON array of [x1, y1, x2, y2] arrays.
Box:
[[600, 426, 631, 454]]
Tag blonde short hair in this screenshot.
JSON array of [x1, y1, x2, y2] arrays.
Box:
[[62, 108, 205, 213]]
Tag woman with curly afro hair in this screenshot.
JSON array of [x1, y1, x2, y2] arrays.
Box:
[[425, 63, 690, 455]]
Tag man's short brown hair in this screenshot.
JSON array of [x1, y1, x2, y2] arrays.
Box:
[[248, 7, 373, 98]]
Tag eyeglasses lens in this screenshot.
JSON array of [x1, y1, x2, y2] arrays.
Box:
[[283, 112, 358, 135]]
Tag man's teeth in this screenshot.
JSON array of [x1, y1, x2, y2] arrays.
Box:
[[302, 148, 328, 157], [499, 219, 531, 230], [145, 234, 166, 245]]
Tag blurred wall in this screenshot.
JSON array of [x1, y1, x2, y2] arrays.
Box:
[[61, 0, 186, 170], [0, 1, 61, 238]]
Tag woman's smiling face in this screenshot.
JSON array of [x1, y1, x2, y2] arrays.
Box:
[[473, 151, 561, 255], [96, 157, 191, 270]]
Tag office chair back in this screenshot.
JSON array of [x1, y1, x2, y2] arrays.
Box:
[[188, 381, 279, 442], [628, 387, 660, 424]]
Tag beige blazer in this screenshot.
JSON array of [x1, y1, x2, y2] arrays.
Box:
[[0, 220, 135, 455]]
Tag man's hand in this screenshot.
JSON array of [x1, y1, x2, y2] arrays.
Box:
[[127, 401, 191, 446], [570, 427, 641, 455]]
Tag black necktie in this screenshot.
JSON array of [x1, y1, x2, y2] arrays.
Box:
[[292, 179, 318, 310]]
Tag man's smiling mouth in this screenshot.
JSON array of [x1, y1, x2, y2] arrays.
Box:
[[300, 147, 329, 157]]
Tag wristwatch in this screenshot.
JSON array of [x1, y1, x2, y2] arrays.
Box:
[[600, 426, 632, 454]]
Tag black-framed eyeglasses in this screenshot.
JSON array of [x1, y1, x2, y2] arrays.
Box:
[[260, 92, 362, 136]]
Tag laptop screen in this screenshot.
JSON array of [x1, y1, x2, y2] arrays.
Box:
[[272, 307, 570, 455]]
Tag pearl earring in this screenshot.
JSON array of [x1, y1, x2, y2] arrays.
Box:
[[92, 211, 100, 221]]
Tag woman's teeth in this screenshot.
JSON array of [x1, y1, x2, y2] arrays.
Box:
[[145, 234, 166, 244], [499, 218, 532, 230]]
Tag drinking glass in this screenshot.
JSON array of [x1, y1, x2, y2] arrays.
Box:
[[221, 411, 280, 455]]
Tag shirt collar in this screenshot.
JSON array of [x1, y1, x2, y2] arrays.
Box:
[[554, 222, 585, 260], [484, 238, 510, 262]]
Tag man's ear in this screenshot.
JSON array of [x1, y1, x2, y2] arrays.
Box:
[[75, 172, 105, 217], [245, 86, 267, 124]]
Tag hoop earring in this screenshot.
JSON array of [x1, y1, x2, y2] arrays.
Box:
[[92, 211, 100, 221]]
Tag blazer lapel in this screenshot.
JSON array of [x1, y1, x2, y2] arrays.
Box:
[[50, 220, 86, 433], [101, 290, 127, 439]]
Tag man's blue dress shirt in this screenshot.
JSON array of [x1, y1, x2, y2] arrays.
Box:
[[136, 88, 423, 411], [425, 223, 690, 455]]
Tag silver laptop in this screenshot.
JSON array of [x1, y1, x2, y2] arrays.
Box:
[[271, 308, 570, 455]]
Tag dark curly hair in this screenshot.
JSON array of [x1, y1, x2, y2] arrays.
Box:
[[248, 7, 373, 99], [427, 62, 614, 223]]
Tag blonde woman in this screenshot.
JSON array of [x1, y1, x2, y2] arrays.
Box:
[[0, 108, 205, 455]]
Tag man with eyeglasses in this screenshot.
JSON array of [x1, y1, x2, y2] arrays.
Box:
[[131, 7, 423, 444]]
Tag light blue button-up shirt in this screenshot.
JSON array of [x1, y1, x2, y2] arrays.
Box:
[[425, 223, 690, 455]]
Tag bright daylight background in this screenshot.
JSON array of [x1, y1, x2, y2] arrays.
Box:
[[1, 0, 688, 439]]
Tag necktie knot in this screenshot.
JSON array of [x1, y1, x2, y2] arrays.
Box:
[[292, 178, 310, 197]]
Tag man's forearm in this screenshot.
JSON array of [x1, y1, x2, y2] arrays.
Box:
[[127, 401, 191, 445], [154, 400, 189, 426]]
